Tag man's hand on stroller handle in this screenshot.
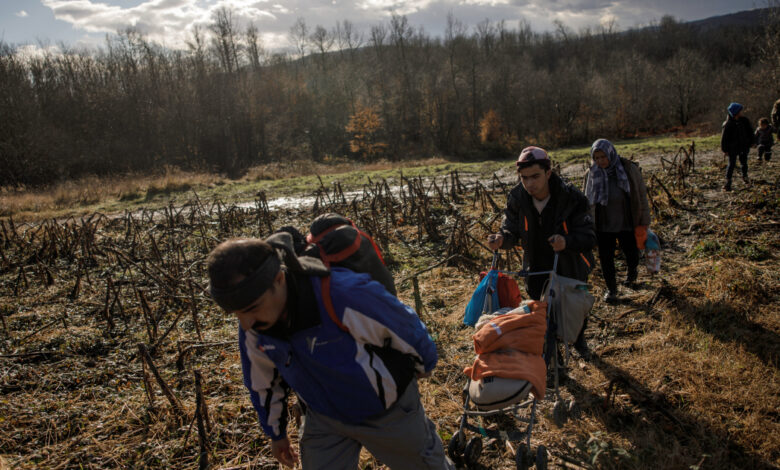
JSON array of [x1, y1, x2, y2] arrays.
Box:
[[548, 234, 566, 252], [487, 233, 503, 250]]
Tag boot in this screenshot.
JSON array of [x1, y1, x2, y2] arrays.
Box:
[[572, 318, 592, 361], [573, 335, 592, 361], [603, 290, 618, 304], [723, 179, 732, 191], [622, 267, 638, 287], [743, 175, 751, 187]]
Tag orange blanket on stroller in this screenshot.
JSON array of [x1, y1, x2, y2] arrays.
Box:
[[464, 301, 547, 399]]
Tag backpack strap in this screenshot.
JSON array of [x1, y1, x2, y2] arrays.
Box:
[[358, 227, 386, 265], [310, 230, 362, 267], [319, 275, 349, 333], [306, 220, 354, 244]]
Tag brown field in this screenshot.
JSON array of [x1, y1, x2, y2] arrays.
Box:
[[0, 146, 778, 469]]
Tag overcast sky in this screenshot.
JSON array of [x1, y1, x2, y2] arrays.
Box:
[[0, 0, 765, 53]]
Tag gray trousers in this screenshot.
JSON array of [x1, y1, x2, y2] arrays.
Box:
[[299, 381, 453, 470]]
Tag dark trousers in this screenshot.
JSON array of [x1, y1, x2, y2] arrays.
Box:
[[596, 230, 639, 292], [758, 143, 772, 161], [726, 152, 749, 180]]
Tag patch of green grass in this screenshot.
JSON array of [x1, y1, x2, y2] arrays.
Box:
[[553, 135, 720, 165], [689, 239, 770, 261], [2, 134, 724, 221], [689, 240, 724, 258]]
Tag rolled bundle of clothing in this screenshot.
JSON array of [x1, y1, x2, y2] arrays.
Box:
[[463, 301, 547, 410]]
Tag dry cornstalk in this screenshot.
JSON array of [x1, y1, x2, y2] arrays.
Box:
[[194, 369, 210, 469], [137, 343, 185, 418]]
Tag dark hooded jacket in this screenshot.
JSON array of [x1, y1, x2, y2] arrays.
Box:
[[499, 172, 596, 283], [721, 115, 753, 155]]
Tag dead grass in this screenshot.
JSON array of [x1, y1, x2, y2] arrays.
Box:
[[0, 167, 223, 220], [0, 146, 778, 469], [0, 159, 451, 223], [244, 157, 448, 182]]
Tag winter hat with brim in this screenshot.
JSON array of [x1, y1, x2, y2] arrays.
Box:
[[728, 102, 743, 117], [516, 146, 549, 166]]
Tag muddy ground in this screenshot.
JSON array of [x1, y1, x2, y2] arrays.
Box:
[[0, 145, 778, 469]]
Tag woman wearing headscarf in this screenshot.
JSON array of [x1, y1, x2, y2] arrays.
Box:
[[583, 139, 650, 303]]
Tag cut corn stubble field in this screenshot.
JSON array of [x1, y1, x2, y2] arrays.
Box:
[[0, 144, 778, 470]]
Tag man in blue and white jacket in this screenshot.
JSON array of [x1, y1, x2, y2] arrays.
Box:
[[207, 236, 451, 469]]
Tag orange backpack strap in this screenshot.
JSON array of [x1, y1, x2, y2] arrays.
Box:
[[524, 216, 528, 231], [562, 221, 569, 234], [321, 233, 363, 265], [580, 253, 591, 268], [307, 220, 386, 266], [306, 221, 353, 244], [356, 228, 386, 265], [320, 275, 349, 332]]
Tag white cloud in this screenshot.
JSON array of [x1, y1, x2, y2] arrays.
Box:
[[355, 0, 436, 15], [41, 0, 284, 48], [37, 0, 762, 52], [16, 10, 29, 17]]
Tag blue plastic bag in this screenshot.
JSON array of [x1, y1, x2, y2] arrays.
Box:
[[645, 229, 661, 273], [464, 269, 500, 326], [645, 229, 660, 250]]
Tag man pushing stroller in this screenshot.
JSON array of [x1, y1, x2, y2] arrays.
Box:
[[487, 146, 596, 360]]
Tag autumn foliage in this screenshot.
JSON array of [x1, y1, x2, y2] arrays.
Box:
[[346, 106, 387, 161]]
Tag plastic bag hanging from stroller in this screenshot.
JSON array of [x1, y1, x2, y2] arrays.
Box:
[[463, 261, 500, 327], [464, 251, 524, 327], [542, 275, 594, 345]]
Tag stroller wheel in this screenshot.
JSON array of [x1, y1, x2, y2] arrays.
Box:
[[552, 400, 566, 427], [514, 444, 529, 470], [464, 436, 483, 467], [535, 445, 548, 470], [447, 430, 465, 460]]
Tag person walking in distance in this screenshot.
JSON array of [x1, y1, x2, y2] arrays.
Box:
[[487, 146, 596, 359], [755, 117, 775, 162], [721, 102, 754, 191]]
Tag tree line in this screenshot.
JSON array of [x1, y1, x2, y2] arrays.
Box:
[[1, 7, 778, 187]]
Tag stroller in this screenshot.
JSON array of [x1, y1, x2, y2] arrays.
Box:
[[448, 252, 592, 469]]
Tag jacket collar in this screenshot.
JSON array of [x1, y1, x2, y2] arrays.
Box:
[[513, 172, 573, 217], [259, 271, 321, 339]]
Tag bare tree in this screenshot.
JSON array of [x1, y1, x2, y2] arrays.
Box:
[[369, 23, 387, 60], [245, 23, 264, 72], [289, 17, 309, 65], [309, 25, 334, 71], [757, 0, 780, 95], [334, 20, 363, 62], [210, 7, 239, 74], [664, 49, 708, 126]]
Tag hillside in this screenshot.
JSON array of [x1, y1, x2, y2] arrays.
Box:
[[0, 138, 778, 469]]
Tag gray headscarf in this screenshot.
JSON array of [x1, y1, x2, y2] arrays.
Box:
[[586, 139, 631, 206]]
